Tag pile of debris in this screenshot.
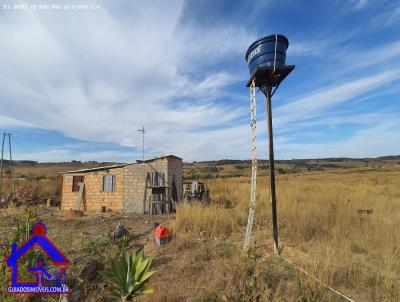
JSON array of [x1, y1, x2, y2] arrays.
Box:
[[183, 181, 209, 202], [15, 185, 42, 206], [0, 193, 16, 208]]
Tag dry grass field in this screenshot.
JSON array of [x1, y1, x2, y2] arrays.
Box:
[[0, 162, 119, 198], [0, 160, 399, 301], [175, 168, 400, 301]]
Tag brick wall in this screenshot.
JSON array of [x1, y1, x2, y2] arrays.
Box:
[[123, 159, 168, 213], [122, 164, 146, 213], [168, 158, 183, 202], [123, 157, 183, 213], [60, 156, 183, 214], [60, 168, 125, 212]]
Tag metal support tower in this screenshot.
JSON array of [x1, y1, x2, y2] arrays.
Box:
[[262, 85, 279, 255], [0, 132, 5, 197], [244, 34, 294, 255], [244, 79, 258, 251], [8, 134, 15, 196]]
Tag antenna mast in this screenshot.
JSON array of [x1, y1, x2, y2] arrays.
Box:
[[137, 127, 145, 161], [0, 132, 5, 197]]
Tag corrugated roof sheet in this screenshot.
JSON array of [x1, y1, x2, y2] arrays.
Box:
[[60, 155, 182, 174], [136, 154, 182, 163], [60, 164, 129, 174]]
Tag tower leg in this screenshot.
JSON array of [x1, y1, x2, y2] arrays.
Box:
[[264, 85, 279, 255], [0, 133, 5, 197], [8, 134, 15, 198]]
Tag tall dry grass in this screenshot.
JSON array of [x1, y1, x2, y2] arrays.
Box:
[[0, 177, 60, 196], [174, 170, 400, 301], [174, 203, 240, 238]]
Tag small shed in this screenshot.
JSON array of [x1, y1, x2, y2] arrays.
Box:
[[60, 155, 183, 213]]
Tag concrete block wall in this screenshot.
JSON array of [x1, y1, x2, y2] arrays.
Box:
[[60, 156, 183, 214], [122, 164, 146, 213], [123, 159, 169, 213], [60, 168, 124, 212], [168, 158, 183, 201]]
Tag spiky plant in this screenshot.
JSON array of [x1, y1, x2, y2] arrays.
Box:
[[98, 249, 156, 302]]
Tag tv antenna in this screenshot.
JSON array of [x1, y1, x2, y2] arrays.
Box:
[[137, 127, 145, 161]]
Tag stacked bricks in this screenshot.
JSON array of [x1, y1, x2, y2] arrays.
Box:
[[60, 168, 124, 212], [168, 157, 183, 202], [122, 158, 176, 213], [123, 164, 147, 213]]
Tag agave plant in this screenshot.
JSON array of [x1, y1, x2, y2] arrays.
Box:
[[98, 249, 156, 302]]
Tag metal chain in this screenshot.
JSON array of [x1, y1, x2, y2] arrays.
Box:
[[244, 78, 258, 251]]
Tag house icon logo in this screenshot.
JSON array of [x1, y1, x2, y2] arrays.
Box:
[[4, 222, 71, 294]]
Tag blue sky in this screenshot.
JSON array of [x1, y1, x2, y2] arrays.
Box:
[[0, 0, 399, 162]]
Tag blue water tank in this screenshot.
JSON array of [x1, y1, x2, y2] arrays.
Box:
[[245, 34, 289, 76]]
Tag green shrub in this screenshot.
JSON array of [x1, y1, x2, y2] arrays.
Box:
[[99, 249, 156, 301]]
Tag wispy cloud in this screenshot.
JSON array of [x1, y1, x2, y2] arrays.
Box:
[[278, 120, 400, 159], [0, 116, 38, 128], [274, 69, 400, 127], [371, 3, 400, 28], [338, 40, 400, 73], [14, 148, 140, 163], [1, 1, 400, 161], [0, 2, 253, 161]]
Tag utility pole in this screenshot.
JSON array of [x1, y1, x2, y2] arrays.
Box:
[[263, 85, 279, 255], [0, 132, 15, 199], [0, 132, 5, 197], [137, 127, 145, 161], [8, 133, 15, 196]]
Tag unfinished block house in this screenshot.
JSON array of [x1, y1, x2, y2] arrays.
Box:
[[60, 155, 182, 213]]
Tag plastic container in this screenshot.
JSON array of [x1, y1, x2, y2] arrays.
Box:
[[154, 225, 171, 245], [245, 34, 289, 76]]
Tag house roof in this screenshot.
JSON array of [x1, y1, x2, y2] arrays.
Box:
[[60, 155, 182, 174], [60, 164, 128, 174], [136, 154, 182, 163]]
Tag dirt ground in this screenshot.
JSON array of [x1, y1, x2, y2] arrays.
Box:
[[0, 206, 307, 302], [0, 208, 214, 301], [0, 207, 172, 301], [2, 166, 399, 302]]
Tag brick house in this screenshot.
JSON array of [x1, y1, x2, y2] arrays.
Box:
[[60, 155, 182, 213]]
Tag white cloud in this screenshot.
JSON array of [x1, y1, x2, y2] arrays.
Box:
[[0, 2, 254, 162], [349, 0, 368, 11], [0, 116, 38, 128], [274, 69, 400, 127], [337, 40, 400, 73], [371, 4, 400, 28], [1, 1, 400, 162], [278, 121, 400, 159], [14, 148, 140, 163]]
